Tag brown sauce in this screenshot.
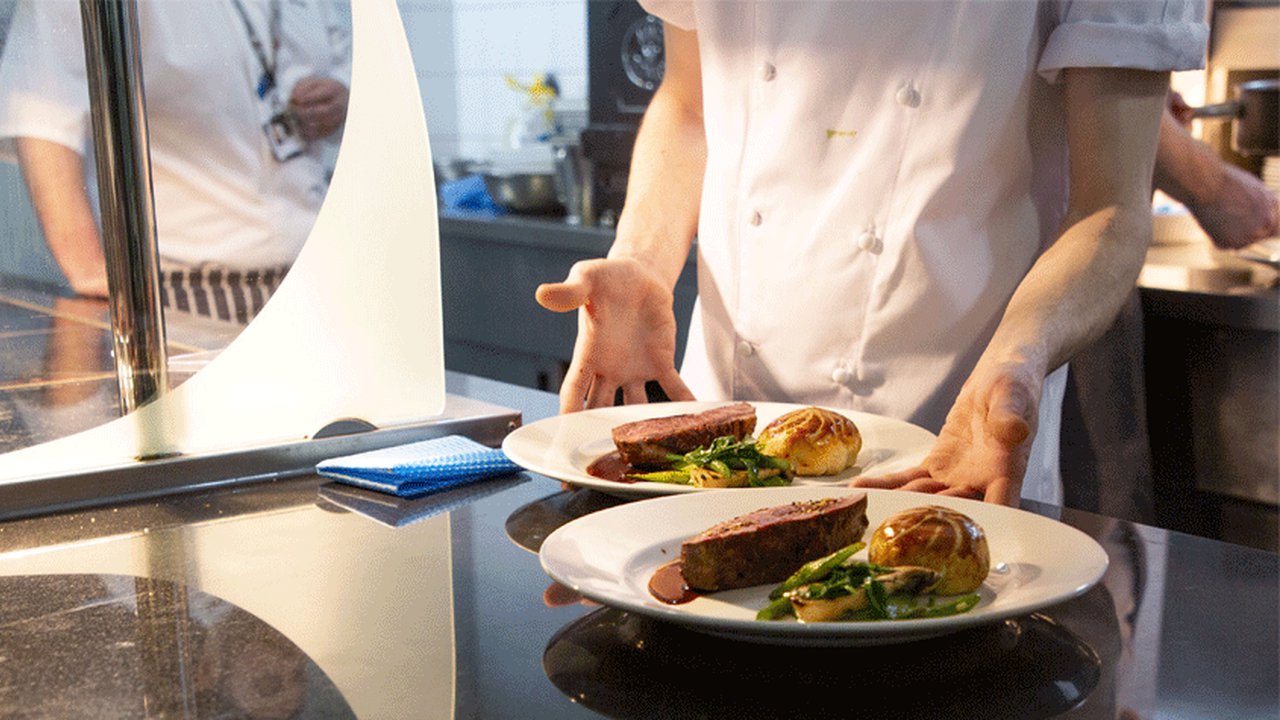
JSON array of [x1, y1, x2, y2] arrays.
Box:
[[648, 560, 700, 605], [586, 451, 639, 484]]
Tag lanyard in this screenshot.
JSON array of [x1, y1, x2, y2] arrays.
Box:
[[229, 0, 282, 97]]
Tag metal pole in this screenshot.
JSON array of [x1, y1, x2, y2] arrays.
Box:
[[79, 0, 168, 414]]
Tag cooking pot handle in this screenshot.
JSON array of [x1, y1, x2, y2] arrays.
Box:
[[1190, 102, 1242, 120]]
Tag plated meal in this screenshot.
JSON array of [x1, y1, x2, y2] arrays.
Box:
[[651, 494, 988, 623], [502, 401, 937, 497], [538, 487, 1109, 646], [602, 402, 858, 488]]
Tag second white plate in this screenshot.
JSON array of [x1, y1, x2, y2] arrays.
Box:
[[502, 401, 937, 498], [539, 487, 1109, 646]]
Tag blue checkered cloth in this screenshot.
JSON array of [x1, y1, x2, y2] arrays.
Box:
[[316, 435, 521, 498]]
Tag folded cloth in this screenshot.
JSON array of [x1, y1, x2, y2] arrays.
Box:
[[439, 174, 506, 216], [316, 435, 521, 498]]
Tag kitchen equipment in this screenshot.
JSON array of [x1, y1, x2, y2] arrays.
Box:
[[434, 158, 488, 185], [1191, 78, 1279, 156], [580, 1, 664, 224], [483, 172, 563, 215], [551, 138, 594, 225], [1195, 2, 1279, 172]]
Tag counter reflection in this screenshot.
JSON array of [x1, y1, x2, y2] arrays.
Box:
[[544, 604, 1111, 719], [0, 573, 354, 718]]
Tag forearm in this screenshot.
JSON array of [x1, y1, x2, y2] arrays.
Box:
[[981, 204, 1150, 380], [15, 137, 106, 294], [982, 68, 1168, 381], [1153, 109, 1225, 209], [608, 24, 704, 291]]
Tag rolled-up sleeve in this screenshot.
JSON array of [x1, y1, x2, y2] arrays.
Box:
[[1038, 0, 1208, 83], [0, 0, 91, 162], [638, 0, 697, 31]]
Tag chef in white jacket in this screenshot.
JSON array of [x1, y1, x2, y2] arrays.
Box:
[[0, 0, 349, 322], [537, 0, 1207, 506]]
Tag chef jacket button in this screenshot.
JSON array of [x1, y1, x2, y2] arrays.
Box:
[[761, 62, 777, 82], [831, 367, 851, 385], [749, 210, 762, 226], [858, 231, 882, 254], [896, 84, 921, 108], [737, 340, 755, 357]]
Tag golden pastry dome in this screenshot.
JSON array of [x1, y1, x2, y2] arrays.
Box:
[[869, 505, 990, 595], [756, 406, 861, 476]]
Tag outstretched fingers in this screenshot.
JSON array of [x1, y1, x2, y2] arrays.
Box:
[[657, 368, 696, 402], [986, 378, 1033, 446], [851, 466, 930, 490], [558, 361, 593, 415], [535, 280, 589, 313], [536, 261, 598, 313], [584, 375, 617, 409]]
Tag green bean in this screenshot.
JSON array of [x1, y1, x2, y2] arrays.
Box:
[[767, 542, 866, 599]]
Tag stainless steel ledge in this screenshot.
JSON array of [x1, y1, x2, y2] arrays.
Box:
[[0, 393, 520, 522]]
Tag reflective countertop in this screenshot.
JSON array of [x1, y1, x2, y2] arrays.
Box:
[[0, 373, 1276, 719]]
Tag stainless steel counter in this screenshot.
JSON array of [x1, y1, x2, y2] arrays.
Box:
[[0, 277, 521, 520], [1135, 241, 1278, 548], [1139, 241, 1278, 331]]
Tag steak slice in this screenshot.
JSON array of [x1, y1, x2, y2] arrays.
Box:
[[680, 493, 868, 592], [612, 402, 757, 467]]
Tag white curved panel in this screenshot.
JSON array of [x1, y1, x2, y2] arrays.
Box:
[[0, 0, 445, 479]]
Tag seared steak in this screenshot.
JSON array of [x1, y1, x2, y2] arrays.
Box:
[[680, 494, 868, 592], [612, 402, 757, 467]]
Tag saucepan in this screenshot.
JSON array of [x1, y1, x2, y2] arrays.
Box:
[[1190, 78, 1279, 157], [484, 172, 564, 215]]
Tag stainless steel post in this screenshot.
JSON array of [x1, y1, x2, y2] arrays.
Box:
[[79, 0, 168, 415]]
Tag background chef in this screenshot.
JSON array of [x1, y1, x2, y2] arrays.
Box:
[[0, 0, 350, 324], [537, 0, 1208, 506]]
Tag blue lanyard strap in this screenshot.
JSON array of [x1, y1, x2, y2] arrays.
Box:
[[229, 0, 281, 96]]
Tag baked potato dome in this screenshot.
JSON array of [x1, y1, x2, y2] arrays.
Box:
[[868, 505, 990, 595], [756, 406, 861, 476]]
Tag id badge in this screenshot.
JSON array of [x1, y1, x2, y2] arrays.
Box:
[[262, 89, 304, 162]]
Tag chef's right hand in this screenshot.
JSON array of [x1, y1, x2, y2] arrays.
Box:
[[536, 257, 695, 414]]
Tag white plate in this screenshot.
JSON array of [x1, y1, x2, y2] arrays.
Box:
[[539, 487, 1109, 646], [502, 401, 936, 498]]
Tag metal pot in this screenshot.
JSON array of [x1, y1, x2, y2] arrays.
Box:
[[483, 172, 564, 215], [1191, 78, 1279, 157]]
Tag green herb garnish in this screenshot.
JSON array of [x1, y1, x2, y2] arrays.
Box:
[[758, 548, 984, 623], [628, 435, 793, 486]]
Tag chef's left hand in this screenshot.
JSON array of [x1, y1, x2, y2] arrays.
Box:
[[852, 361, 1041, 506], [288, 76, 348, 141]]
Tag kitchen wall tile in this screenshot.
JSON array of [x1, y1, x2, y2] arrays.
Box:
[[397, 2, 459, 159], [399, 6, 455, 77], [453, 2, 585, 76], [395, 0, 589, 163], [454, 74, 522, 158], [421, 77, 461, 160]]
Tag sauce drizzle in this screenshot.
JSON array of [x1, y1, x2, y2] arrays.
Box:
[[648, 560, 700, 605], [586, 451, 639, 484]]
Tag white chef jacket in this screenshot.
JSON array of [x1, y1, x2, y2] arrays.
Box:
[[639, 0, 1206, 504], [0, 0, 350, 271]]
